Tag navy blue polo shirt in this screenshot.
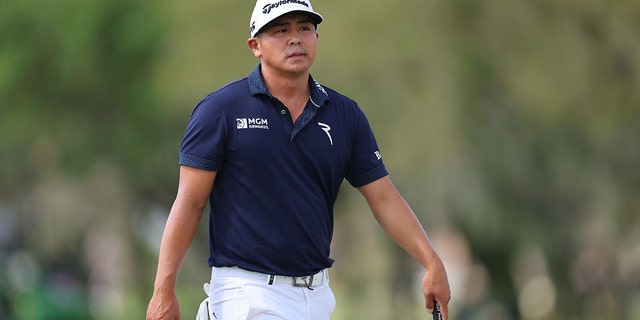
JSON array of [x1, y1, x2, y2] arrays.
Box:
[[179, 64, 388, 276]]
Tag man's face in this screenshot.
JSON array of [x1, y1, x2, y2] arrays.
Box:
[[249, 13, 318, 76]]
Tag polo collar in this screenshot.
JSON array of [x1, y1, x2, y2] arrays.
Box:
[[248, 64, 330, 107]]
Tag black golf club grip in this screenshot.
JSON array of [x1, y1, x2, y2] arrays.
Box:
[[433, 300, 443, 320]]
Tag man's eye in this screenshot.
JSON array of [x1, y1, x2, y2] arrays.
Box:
[[276, 28, 287, 33]]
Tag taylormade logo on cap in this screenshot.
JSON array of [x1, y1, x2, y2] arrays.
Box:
[[250, 0, 323, 37], [263, 0, 309, 14]]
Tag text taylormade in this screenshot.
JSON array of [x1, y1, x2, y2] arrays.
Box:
[[263, 0, 309, 14]]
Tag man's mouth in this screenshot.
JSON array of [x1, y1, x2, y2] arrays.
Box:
[[288, 50, 306, 58]]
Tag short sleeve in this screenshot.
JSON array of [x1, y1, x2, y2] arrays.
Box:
[[345, 107, 388, 187], [179, 95, 227, 171]]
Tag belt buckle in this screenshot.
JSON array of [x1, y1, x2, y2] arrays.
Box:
[[292, 275, 314, 287]]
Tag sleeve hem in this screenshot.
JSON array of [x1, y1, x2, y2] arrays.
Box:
[[347, 165, 388, 188], [179, 153, 222, 171]]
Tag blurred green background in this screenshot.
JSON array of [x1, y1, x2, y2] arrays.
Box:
[[1, 0, 639, 319]]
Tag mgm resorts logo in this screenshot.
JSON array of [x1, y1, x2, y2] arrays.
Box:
[[237, 118, 269, 130]]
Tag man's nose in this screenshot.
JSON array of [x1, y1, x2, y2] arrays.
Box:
[[289, 31, 302, 45], [289, 37, 302, 45]]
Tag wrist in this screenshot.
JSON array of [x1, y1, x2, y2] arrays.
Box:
[[153, 276, 177, 295], [419, 247, 444, 271]]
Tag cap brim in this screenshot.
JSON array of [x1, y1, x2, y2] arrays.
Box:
[[254, 10, 323, 37]]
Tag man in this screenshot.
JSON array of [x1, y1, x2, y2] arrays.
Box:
[[146, 0, 451, 319]]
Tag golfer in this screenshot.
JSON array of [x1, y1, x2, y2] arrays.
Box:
[[146, 1, 451, 319]]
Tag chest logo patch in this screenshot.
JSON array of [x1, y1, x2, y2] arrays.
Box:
[[318, 122, 333, 146], [237, 118, 269, 130]]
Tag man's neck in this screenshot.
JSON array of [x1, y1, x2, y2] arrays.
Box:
[[261, 66, 310, 101], [260, 65, 311, 122]]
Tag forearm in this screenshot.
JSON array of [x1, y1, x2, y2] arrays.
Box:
[[153, 199, 205, 293], [372, 192, 439, 268], [359, 177, 440, 269]]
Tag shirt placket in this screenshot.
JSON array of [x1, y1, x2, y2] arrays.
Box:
[[272, 98, 319, 143]]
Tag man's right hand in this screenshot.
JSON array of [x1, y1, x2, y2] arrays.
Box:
[[146, 292, 180, 320]]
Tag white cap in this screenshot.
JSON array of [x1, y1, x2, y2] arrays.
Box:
[[249, 0, 323, 37]]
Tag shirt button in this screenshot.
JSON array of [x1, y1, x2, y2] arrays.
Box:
[[281, 110, 286, 115]]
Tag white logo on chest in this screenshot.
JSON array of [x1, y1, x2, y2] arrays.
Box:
[[318, 122, 333, 146], [236, 118, 269, 130]]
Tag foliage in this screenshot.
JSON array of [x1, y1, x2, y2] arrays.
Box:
[[1, 0, 639, 319]]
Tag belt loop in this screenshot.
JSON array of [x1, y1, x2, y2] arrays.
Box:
[[268, 274, 275, 285]]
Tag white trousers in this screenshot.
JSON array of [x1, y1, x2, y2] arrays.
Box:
[[200, 267, 336, 320]]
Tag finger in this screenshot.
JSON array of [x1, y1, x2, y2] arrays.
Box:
[[438, 299, 449, 320], [425, 294, 435, 314]]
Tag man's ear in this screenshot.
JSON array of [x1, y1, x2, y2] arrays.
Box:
[[247, 38, 262, 58]]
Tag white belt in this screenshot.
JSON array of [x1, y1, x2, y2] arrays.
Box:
[[212, 266, 328, 288]]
